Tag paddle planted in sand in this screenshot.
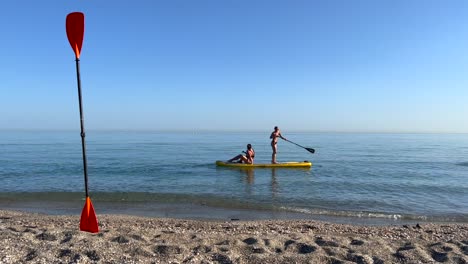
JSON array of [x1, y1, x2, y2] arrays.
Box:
[[283, 139, 315, 154], [66, 12, 99, 233]]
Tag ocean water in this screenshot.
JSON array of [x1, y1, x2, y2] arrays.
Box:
[[0, 131, 467, 224]]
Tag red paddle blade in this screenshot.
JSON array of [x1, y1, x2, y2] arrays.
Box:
[[80, 197, 99, 233], [66, 12, 85, 59]]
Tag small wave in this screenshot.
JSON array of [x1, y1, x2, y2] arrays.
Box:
[[280, 207, 403, 220], [280, 206, 468, 223], [456, 162, 468, 167]]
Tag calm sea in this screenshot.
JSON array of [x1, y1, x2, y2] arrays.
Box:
[[0, 131, 467, 224]]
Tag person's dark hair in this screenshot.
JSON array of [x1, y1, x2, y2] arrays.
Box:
[[274, 126, 278, 130]]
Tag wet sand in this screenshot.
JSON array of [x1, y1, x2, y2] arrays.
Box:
[[1, 210, 467, 263]]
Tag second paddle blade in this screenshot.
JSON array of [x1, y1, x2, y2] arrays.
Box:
[[79, 197, 99, 233]]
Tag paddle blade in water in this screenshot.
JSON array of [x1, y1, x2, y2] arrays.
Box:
[[66, 12, 84, 59], [80, 197, 99, 233], [306, 148, 315, 154]]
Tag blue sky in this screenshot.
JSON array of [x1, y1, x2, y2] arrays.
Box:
[[1, 1, 467, 133]]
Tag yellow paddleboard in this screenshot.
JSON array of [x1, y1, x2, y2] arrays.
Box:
[[215, 160, 312, 168]]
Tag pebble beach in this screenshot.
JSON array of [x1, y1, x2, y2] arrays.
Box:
[[1, 210, 467, 263]]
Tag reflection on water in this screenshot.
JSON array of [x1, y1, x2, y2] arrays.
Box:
[[228, 167, 312, 199], [270, 169, 278, 198], [243, 169, 255, 185], [234, 169, 255, 195], [216, 166, 314, 199]]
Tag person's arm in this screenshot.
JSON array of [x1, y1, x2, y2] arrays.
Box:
[[279, 133, 286, 140]]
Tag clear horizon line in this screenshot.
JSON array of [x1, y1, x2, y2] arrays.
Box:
[[0, 128, 467, 134]]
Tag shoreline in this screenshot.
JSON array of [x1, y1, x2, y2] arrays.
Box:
[[3, 198, 468, 226], [1, 209, 468, 263], [2, 200, 466, 227]]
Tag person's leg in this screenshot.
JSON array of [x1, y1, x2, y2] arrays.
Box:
[[228, 154, 242, 162], [240, 155, 249, 163], [271, 143, 277, 164], [243, 156, 253, 164]]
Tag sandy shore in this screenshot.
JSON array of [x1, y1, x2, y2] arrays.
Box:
[[1, 210, 467, 263]]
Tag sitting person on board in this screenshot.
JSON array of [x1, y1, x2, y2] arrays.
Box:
[[228, 144, 255, 164]]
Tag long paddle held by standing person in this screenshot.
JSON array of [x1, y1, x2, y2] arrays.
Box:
[[66, 12, 99, 233], [283, 138, 315, 154]]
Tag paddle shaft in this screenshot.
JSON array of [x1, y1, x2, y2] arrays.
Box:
[[284, 139, 305, 148], [75, 58, 89, 198]]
